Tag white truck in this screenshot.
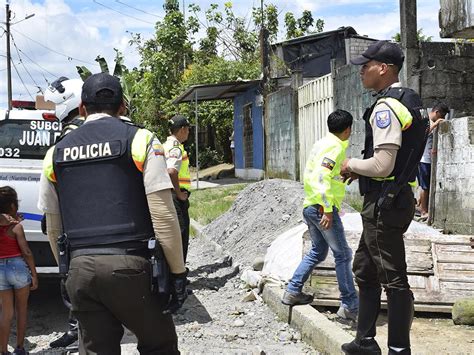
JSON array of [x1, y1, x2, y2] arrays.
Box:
[[0, 102, 61, 271]]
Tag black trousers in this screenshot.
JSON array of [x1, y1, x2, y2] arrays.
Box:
[[66, 255, 179, 355], [352, 186, 415, 350], [172, 190, 190, 263], [353, 187, 415, 288]]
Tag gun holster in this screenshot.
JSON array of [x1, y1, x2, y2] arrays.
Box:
[[57, 233, 70, 277], [150, 245, 170, 296], [377, 181, 403, 210]]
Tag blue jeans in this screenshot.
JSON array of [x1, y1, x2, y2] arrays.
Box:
[[0, 256, 32, 290], [287, 205, 359, 312]]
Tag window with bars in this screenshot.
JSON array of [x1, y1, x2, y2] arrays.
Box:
[[243, 104, 253, 168]]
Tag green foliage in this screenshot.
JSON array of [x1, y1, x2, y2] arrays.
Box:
[[392, 28, 433, 43], [75, 49, 131, 113], [284, 10, 324, 39], [197, 147, 224, 169], [122, 1, 325, 165]]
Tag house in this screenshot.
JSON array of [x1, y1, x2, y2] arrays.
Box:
[[173, 80, 264, 180]]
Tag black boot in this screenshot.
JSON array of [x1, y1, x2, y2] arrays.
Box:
[[341, 286, 382, 354], [49, 315, 78, 348], [387, 288, 414, 355], [341, 338, 382, 355]]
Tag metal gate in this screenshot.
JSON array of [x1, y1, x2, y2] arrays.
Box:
[[298, 74, 334, 181]]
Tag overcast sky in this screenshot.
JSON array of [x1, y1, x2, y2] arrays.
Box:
[[0, 0, 445, 108]]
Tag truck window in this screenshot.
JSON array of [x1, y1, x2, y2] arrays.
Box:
[[0, 119, 62, 160]]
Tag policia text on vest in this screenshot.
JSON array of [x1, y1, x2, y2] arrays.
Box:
[[59, 141, 115, 161]]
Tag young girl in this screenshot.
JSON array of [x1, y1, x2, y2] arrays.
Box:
[[0, 186, 38, 355]]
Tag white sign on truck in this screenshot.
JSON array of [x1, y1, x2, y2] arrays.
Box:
[[0, 106, 62, 270]]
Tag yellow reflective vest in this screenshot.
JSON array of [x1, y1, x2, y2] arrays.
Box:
[[163, 137, 191, 190], [43, 126, 154, 183], [303, 133, 349, 212]]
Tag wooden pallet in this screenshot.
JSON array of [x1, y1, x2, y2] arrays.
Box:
[[306, 229, 473, 313]]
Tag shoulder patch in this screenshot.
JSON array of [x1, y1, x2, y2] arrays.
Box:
[[321, 157, 336, 170], [168, 147, 182, 159], [375, 110, 391, 129], [151, 138, 164, 156]]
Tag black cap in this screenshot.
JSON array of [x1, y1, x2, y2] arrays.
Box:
[[350, 40, 404, 69], [81, 73, 123, 104], [169, 115, 190, 129]]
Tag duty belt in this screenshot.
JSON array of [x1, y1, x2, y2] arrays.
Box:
[[70, 246, 149, 259]]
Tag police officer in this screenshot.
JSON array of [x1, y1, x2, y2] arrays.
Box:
[[163, 116, 191, 263], [42, 76, 85, 349], [340, 41, 427, 355], [38, 73, 187, 354]]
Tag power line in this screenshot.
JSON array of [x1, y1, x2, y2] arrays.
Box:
[[115, 0, 162, 19], [16, 47, 56, 79], [12, 28, 96, 65], [93, 0, 155, 25], [10, 32, 42, 93], [11, 59, 34, 100]]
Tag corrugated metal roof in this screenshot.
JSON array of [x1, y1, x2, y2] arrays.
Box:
[[173, 80, 261, 104]]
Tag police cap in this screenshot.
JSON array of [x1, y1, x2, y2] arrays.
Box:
[[350, 40, 404, 70], [81, 73, 123, 104], [169, 115, 190, 129]]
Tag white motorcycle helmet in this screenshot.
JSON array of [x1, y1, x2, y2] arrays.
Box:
[[44, 77, 83, 121]]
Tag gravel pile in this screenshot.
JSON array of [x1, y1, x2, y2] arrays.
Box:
[[202, 179, 305, 268]]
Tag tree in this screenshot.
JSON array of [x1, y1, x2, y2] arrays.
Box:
[[392, 28, 433, 42], [126, 1, 325, 164], [284, 10, 324, 39]]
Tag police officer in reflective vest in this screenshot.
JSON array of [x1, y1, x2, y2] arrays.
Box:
[[340, 41, 428, 355], [41, 76, 85, 349], [163, 116, 191, 263], [38, 73, 187, 354]]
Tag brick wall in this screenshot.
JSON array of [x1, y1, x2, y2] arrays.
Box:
[[344, 37, 377, 64], [433, 117, 474, 234], [420, 42, 474, 117]]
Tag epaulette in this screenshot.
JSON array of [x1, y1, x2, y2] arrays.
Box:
[[120, 118, 144, 128]]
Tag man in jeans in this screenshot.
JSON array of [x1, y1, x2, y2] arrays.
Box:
[[282, 109, 359, 321]]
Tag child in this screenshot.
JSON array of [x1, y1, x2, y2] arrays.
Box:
[[281, 109, 359, 321], [0, 186, 38, 355]]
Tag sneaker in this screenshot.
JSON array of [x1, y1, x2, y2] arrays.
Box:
[[281, 291, 314, 306], [342, 338, 382, 355], [49, 331, 78, 348], [336, 306, 358, 321], [12, 347, 28, 355]]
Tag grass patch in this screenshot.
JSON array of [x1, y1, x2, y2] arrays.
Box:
[[189, 183, 248, 226]]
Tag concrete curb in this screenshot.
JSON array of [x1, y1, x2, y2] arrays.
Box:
[[261, 285, 352, 355], [193, 218, 352, 354]]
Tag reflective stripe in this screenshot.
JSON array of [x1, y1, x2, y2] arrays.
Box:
[[178, 146, 191, 189], [43, 147, 56, 183], [131, 129, 154, 172], [371, 176, 416, 187], [377, 97, 413, 131]]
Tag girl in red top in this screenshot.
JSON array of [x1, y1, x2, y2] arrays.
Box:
[[0, 186, 38, 355]]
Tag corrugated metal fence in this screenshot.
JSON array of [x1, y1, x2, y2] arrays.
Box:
[[297, 74, 334, 181]]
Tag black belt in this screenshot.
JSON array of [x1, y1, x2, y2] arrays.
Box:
[[71, 246, 149, 259]]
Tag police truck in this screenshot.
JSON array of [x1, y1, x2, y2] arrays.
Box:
[[0, 100, 61, 272]]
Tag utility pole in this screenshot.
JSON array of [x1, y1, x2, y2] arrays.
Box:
[[6, 0, 12, 110], [399, 0, 420, 92], [182, 0, 186, 69], [259, 0, 269, 93]]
